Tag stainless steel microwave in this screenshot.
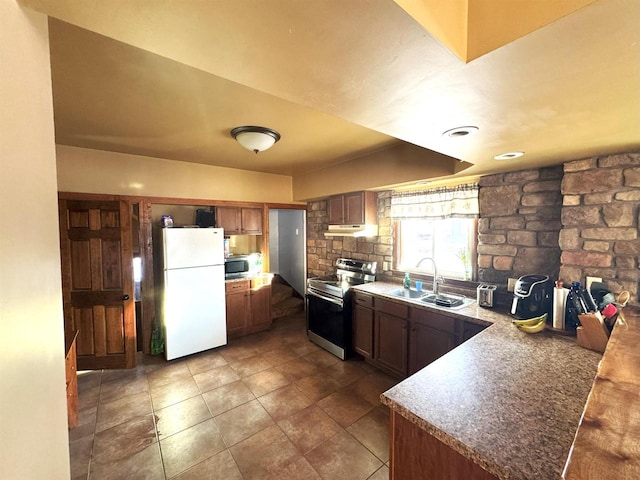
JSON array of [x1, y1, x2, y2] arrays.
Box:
[[224, 256, 251, 278]]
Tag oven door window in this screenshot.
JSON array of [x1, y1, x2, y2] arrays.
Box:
[[306, 293, 348, 349]]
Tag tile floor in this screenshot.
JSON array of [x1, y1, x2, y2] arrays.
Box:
[[69, 313, 398, 479]]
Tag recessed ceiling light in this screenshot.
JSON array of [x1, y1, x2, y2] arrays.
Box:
[[494, 151, 524, 161], [442, 126, 479, 138]]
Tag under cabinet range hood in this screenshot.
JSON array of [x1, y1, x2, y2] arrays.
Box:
[[324, 224, 379, 237]]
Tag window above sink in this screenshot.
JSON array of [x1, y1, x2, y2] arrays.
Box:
[[391, 184, 479, 282]]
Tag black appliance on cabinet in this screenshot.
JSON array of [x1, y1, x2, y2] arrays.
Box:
[[306, 258, 377, 360], [195, 208, 215, 228], [510, 274, 553, 319]]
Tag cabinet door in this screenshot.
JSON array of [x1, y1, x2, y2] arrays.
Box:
[[375, 312, 408, 377], [461, 321, 487, 344], [249, 285, 271, 331], [408, 322, 457, 375], [344, 192, 365, 224], [353, 304, 374, 358], [328, 195, 345, 224], [241, 208, 263, 234], [216, 207, 241, 234], [225, 291, 250, 337]]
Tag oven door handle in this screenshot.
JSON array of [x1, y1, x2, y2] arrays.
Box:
[[307, 290, 344, 307]]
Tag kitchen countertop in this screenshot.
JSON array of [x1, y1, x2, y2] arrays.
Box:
[[225, 272, 274, 284], [352, 281, 603, 480]]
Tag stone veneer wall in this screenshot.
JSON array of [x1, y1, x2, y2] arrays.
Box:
[[477, 166, 564, 286], [559, 152, 640, 304]]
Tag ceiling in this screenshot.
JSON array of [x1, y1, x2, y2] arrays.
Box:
[[24, 0, 640, 190]]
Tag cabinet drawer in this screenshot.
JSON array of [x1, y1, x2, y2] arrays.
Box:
[[354, 292, 374, 308], [376, 298, 408, 318], [410, 308, 457, 334], [226, 280, 250, 293]]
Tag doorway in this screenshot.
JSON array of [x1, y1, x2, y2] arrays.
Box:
[[268, 209, 306, 296]]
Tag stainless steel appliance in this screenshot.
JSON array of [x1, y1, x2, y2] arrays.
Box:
[[477, 284, 496, 307], [224, 255, 252, 278], [510, 274, 553, 319], [306, 258, 377, 360]]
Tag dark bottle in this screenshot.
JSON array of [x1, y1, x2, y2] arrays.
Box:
[[565, 282, 584, 330]]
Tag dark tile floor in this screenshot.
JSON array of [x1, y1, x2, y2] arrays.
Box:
[[70, 313, 397, 479]]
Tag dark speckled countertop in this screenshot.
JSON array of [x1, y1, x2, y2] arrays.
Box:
[[352, 281, 603, 480]]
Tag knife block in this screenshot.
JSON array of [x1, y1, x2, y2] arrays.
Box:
[[576, 312, 610, 353]]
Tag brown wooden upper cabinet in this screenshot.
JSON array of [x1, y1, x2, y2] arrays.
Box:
[[216, 206, 263, 235], [328, 191, 377, 225]]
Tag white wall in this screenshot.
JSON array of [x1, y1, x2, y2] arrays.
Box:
[[0, 1, 70, 478], [268, 210, 280, 273], [269, 209, 306, 295]]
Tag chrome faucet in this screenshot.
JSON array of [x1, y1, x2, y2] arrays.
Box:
[[415, 257, 444, 295]]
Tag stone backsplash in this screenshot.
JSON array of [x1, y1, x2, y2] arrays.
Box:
[[306, 151, 639, 305], [477, 165, 564, 286], [559, 152, 640, 304]]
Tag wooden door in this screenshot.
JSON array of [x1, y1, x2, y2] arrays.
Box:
[[59, 199, 136, 370], [249, 285, 271, 332], [353, 304, 374, 358], [375, 312, 408, 377], [241, 208, 263, 234], [408, 322, 456, 375], [225, 279, 250, 337], [461, 321, 487, 344], [328, 195, 345, 224], [225, 291, 249, 337], [344, 192, 365, 224], [216, 207, 241, 234]]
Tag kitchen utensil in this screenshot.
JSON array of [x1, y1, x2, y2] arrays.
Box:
[[616, 290, 630, 307]]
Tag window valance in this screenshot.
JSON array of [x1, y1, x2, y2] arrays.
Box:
[[390, 183, 479, 219]]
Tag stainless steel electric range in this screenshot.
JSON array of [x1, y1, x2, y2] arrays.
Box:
[[306, 258, 377, 360]]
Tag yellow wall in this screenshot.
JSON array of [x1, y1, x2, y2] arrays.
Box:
[[293, 142, 470, 200], [57, 145, 295, 203], [0, 1, 70, 477]]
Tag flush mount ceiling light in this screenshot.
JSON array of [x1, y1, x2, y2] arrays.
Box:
[[230, 126, 281, 153], [442, 126, 479, 138], [494, 151, 525, 161]]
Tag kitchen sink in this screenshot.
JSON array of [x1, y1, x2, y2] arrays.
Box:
[[388, 288, 474, 309], [388, 288, 429, 299], [421, 293, 473, 309]]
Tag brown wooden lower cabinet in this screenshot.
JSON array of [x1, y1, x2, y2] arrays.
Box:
[[247, 283, 271, 334], [375, 311, 408, 377], [408, 309, 458, 375], [408, 321, 457, 375], [390, 410, 498, 480], [225, 278, 271, 338], [462, 320, 488, 342], [225, 281, 251, 337], [353, 294, 374, 358]]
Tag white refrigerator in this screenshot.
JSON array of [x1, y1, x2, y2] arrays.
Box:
[[160, 227, 227, 360]]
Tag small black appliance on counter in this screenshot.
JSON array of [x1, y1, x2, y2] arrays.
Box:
[[510, 274, 553, 319]]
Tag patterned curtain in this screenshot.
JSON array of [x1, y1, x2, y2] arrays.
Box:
[[390, 183, 479, 219]]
